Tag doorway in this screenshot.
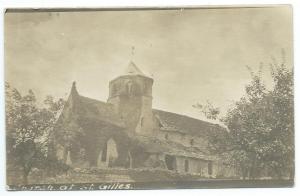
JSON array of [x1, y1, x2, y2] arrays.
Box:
[[165, 155, 176, 171]]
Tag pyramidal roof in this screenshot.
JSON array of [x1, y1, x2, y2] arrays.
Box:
[[124, 61, 146, 76]]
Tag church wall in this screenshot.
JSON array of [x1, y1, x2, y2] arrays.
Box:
[[176, 157, 184, 173], [130, 149, 151, 168], [158, 130, 209, 151], [55, 109, 131, 169], [114, 95, 143, 133], [175, 157, 198, 174], [174, 156, 215, 177], [143, 153, 166, 169], [198, 160, 210, 177], [158, 131, 184, 144], [135, 96, 154, 135]]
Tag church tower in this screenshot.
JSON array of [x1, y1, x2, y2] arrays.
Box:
[[107, 61, 154, 135]]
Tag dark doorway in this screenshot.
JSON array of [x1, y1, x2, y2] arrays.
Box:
[[101, 141, 107, 162], [165, 155, 176, 171], [208, 161, 213, 175], [184, 159, 189, 172]]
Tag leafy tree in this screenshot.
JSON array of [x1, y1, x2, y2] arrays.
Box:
[[193, 100, 220, 120], [196, 62, 294, 180], [5, 83, 65, 184]]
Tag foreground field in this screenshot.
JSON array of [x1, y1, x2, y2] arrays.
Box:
[[8, 167, 293, 190], [7, 167, 225, 185]]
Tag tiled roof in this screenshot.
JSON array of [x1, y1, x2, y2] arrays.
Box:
[[76, 95, 125, 127], [153, 109, 225, 138]]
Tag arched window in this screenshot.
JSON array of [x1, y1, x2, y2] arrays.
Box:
[[126, 81, 133, 94], [66, 150, 72, 165]]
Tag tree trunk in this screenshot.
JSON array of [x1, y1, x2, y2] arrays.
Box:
[[289, 168, 294, 180], [22, 166, 31, 185], [275, 167, 283, 180], [242, 168, 247, 180], [23, 170, 29, 185], [249, 158, 257, 180]]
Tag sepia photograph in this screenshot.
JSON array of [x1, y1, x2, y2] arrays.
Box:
[[4, 5, 294, 190]]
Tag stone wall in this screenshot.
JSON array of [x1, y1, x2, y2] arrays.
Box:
[[175, 156, 211, 176], [157, 130, 209, 151], [108, 75, 154, 136]]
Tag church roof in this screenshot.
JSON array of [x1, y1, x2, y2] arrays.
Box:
[[153, 109, 226, 138], [76, 95, 125, 127], [62, 83, 125, 128]]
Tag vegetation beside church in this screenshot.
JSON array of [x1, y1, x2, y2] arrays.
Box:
[[5, 83, 68, 184], [196, 62, 294, 180]]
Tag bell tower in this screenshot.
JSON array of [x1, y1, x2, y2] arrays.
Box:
[[107, 61, 154, 135]]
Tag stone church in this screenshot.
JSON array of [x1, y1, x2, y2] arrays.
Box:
[[53, 61, 232, 178]]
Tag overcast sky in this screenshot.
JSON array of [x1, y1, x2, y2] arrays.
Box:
[[5, 6, 293, 120]]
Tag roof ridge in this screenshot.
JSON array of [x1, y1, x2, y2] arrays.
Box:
[[153, 108, 217, 126], [78, 95, 107, 104]]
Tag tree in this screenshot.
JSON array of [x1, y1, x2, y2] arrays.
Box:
[[196, 62, 294, 179], [6, 83, 65, 184], [192, 100, 220, 120]]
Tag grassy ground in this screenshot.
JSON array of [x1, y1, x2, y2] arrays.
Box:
[[7, 167, 212, 185], [7, 167, 293, 189], [7, 168, 294, 190]]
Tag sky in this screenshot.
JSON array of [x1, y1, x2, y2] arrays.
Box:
[[5, 6, 293, 120]]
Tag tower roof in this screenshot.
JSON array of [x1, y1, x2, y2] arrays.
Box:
[[124, 61, 146, 76]]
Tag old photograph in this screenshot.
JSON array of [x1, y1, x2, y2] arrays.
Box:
[[4, 6, 294, 190]]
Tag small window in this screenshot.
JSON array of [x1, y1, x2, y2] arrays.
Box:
[[143, 83, 147, 92], [190, 139, 194, 146], [141, 117, 144, 127], [165, 133, 169, 140]]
